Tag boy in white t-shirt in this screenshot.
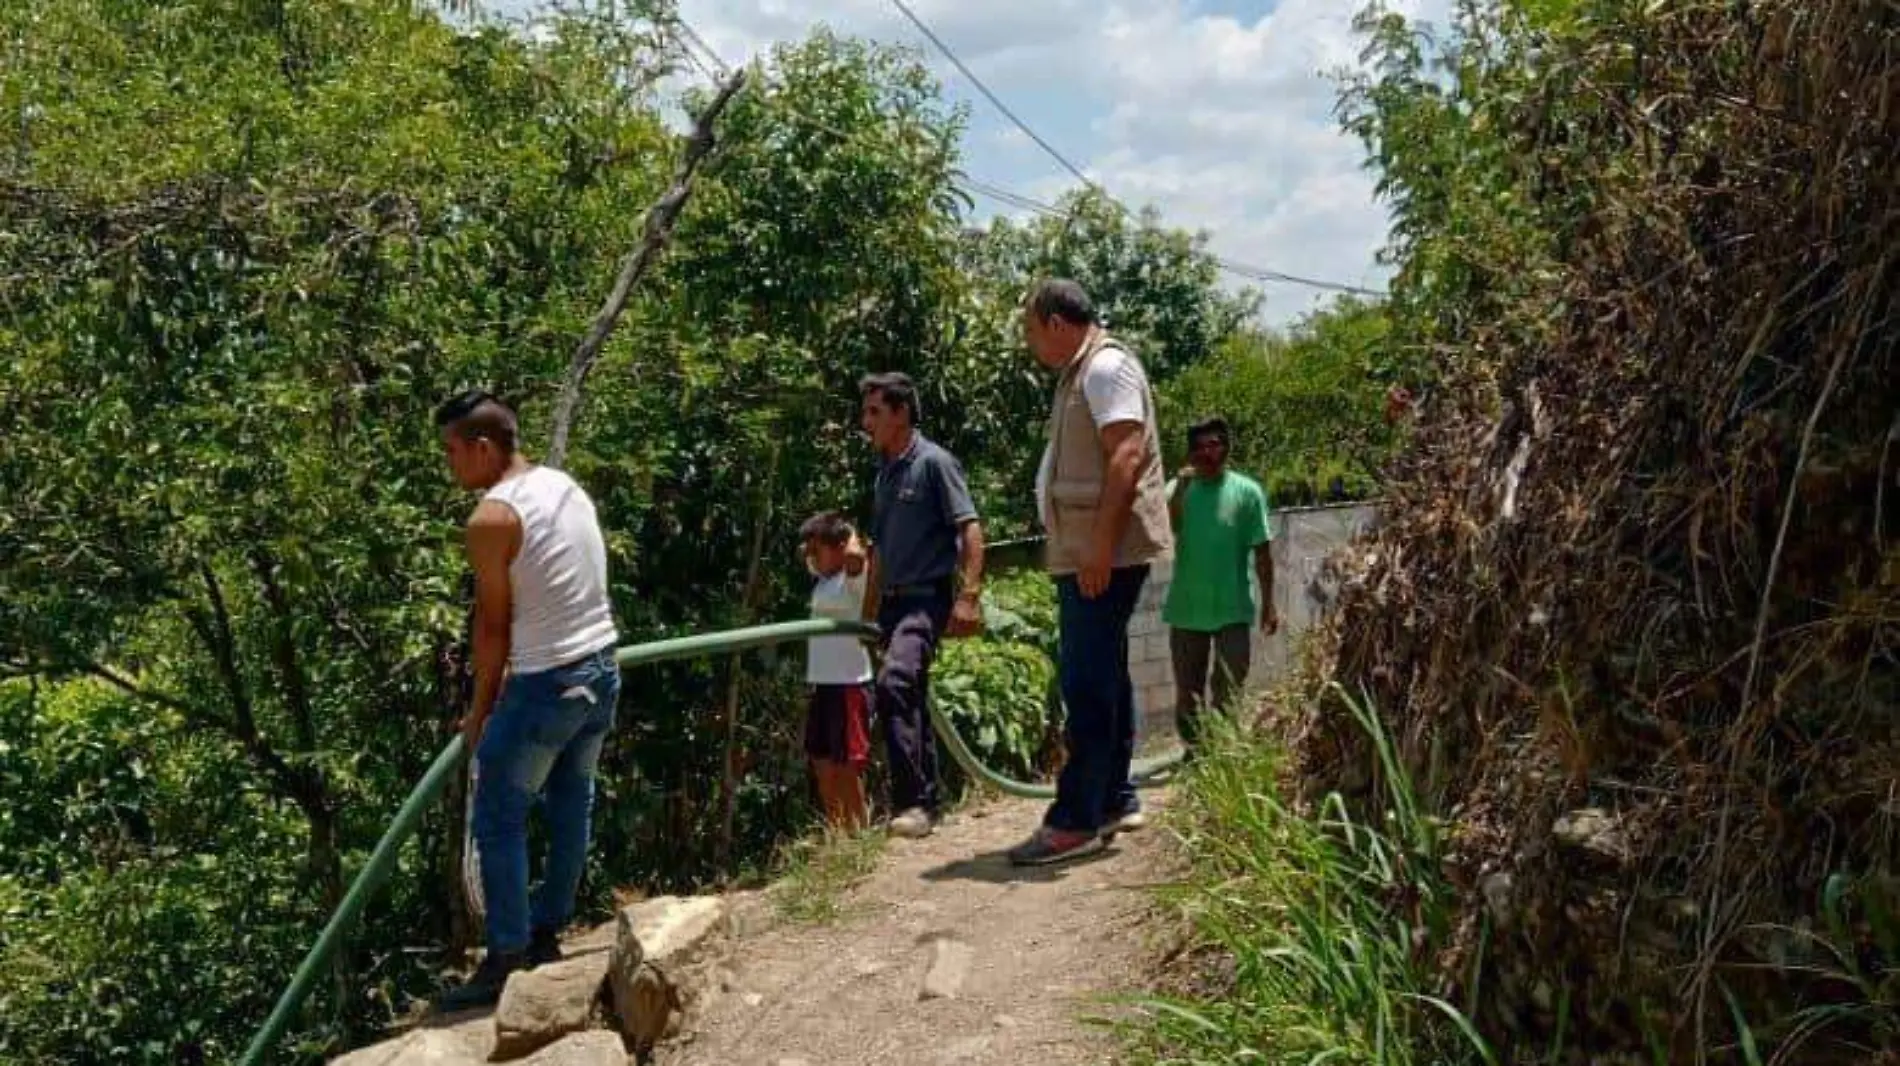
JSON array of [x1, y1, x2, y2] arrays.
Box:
[[798, 511, 875, 830]]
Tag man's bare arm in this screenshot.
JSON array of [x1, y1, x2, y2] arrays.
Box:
[[860, 545, 881, 621], [955, 519, 985, 599], [1090, 422, 1146, 559], [1254, 541, 1277, 630], [464, 500, 520, 744]]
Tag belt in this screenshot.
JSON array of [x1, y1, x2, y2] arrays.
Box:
[[881, 577, 953, 600]]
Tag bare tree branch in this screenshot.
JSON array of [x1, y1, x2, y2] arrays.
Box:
[[76, 659, 200, 717], [190, 561, 259, 736], [546, 68, 748, 469], [251, 546, 319, 754]]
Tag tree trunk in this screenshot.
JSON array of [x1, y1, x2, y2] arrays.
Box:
[[715, 439, 783, 872], [546, 67, 747, 469], [304, 800, 351, 1020], [438, 632, 478, 963]]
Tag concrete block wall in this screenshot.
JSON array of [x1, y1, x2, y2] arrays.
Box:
[[1127, 502, 1380, 749], [984, 501, 1380, 753]]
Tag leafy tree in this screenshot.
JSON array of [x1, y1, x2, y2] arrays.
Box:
[[1158, 297, 1398, 504], [935, 189, 1263, 537]]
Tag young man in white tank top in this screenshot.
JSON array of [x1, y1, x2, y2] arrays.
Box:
[[434, 390, 621, 1010]]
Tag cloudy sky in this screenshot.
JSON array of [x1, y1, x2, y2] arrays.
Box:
[[498, 0, 1450, 326]]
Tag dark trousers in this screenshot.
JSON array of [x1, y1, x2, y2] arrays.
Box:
[[1044, 565, 1149, 834], [1171, 624, 1252, 751], [875, 584, 952, 814]]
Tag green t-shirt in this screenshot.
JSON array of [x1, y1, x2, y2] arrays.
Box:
[[1162, 471, 1273, 632]]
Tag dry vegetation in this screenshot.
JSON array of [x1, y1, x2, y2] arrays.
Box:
[[1295, 3, 1898, 1062]]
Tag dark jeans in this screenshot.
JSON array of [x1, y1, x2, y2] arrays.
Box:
[[472, 647, 620, 954], [1044, 565, 1149, 834], [1171, 624, 1252, 751], [875, 583, 952, 815]]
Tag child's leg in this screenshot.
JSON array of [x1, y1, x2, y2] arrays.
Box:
[[814, 759, 846, 828], [842, 765, 869, 831]]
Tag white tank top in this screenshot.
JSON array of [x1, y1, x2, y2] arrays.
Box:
[[483, 466, 619, 674]]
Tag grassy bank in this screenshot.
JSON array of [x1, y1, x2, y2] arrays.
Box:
[[1129, 691, 1493, 1066]]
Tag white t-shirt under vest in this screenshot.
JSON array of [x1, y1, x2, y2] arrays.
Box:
[[483, 466, 619, 675]]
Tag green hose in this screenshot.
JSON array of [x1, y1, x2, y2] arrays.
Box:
[[926, 679, 1182, 800], [238, 615, 1177, 1063], [237, 618, 876, 1066]]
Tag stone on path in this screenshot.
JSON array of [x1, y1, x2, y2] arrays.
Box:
[[328, 1020, 623, 1066], [608, 894, 728, 1053], [331, 1027, 480, 1066], [918, 936, 972, 1001], [492, 953, 612, 1059], [512, 1031, 628, 1065], [329, 1011, 493, 1066]]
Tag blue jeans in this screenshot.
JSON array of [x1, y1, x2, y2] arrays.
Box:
[[1044, 566, 1149, 833], [472, 647, 620, 954]]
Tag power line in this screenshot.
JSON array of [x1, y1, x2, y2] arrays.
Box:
[[670, 17, 733, 76], [961, 179, 1381, 297], [664, 14, 1383, 298], [885, 0, 1099, 195], [881, 0, 1384, 298]]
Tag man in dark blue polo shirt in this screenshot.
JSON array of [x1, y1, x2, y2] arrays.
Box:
[[859, 372, 985, 838]]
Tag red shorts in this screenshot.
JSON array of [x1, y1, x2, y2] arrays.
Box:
[[805, 683, 872, 768]]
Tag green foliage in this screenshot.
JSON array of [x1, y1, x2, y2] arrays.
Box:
[[939, 189, 1264, 539], [1158, 297, 1399, 505], [1338, 0, 1602, 401], [932, 570, 1059, 784], [0, 680, 317, 1064], [1128, 694, 1490, 1066], [0, 0, 1247, 1059]]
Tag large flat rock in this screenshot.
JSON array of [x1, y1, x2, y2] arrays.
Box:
[[330, 1020, 624, 1066], [607, 895, 728, 1053], [512, 1031, 628, 1065], [329, 1012, 492, 1066], [493, 952, 612, 1059]]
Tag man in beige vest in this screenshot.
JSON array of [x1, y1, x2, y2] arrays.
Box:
[[1009, 279, 1174, 866]]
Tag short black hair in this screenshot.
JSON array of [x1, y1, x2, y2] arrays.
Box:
[[858, 372, 919, 424], [1187, 416, 1231, 449], [1025, 278, 1098, 327], [798, 510, 855, 547], [434, 389, 519, 454]]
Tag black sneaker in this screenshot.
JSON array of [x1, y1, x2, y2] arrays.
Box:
[[527, 927, 563, 968], [434, 949, 524, 1013]]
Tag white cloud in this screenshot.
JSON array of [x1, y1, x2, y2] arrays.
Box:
[[499, 0, 1453, 326]]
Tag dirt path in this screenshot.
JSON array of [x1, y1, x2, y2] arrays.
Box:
[[661, 792, 1176, 1066]]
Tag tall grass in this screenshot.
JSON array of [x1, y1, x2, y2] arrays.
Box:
[[768, 827, 887, 925], [1129, 685, 1494, 1066]]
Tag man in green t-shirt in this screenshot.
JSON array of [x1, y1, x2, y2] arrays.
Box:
[[1163, 417, 1277, 754]]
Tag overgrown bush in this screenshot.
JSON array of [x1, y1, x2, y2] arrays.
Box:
[[1132, 693, 1490, 1066], [1296, 0, 1900, 1060]]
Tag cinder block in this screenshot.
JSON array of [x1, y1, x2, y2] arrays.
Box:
[[1145, 633, 1173, 663], [1142, 686, 1178, 723], [1131, 658, 1171, 690], [1128, 611, 1159, 638]]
